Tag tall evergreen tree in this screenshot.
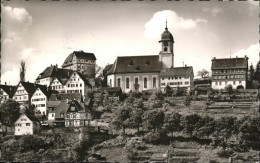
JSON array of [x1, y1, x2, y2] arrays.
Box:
[[248, 63, 255, 88], [20, 60, 26, 82]]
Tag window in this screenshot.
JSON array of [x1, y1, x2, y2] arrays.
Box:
[[144, 78, 147, 88], [168, 77, 170, 80], [239, 81, 242, 84], [233, 81, 236, 85], [135, 78, 138, 84], [215, 82, 218, 86], [52, 114, 54, 117], [126, 78, 129, 89], [118, 78, 121, 87], [164, 47, 167, 52], [185, 81, 189, 85], [80, 84, 82, 87], [162, 77, 164, 80], [26, 123, 30, 126], [219, 82, 222, 85], [76, 84, 78, 87], [110, 79, 112, 86], [153, 77, 156, 88]]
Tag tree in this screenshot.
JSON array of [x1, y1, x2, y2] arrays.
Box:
[[253, 61, 260, 88], [181, 114, 201, 137], [164, 112, 181, 137], [95, 65, 103, 78], [143, 110, 164, 133], [0, 99, 20, 124], [193, 115, 215, 139], [111, 104, 131, 135], [129, 108, 144, 133], [197, 69, 209, 79], [225, 84, 233, 95], [183, 95, 191, 107], [20, 60, 26, 82], [21, 101, 35, 115], [247, 63, 255, 88], [165, 85, 172, 97]]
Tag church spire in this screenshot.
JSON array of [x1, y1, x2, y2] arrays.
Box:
[[165, 19, 168, 30]]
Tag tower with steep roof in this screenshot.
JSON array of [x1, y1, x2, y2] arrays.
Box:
[[159, 21, 174, 69]]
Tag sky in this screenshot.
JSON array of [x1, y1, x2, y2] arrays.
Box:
[[1, 0, 259, 85]]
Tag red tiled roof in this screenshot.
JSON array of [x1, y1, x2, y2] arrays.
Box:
[[107, 55, 161, 75], [211, 57, 248, 70], [160, 66, 194, 77]]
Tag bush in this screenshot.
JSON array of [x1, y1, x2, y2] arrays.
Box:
[[216, 148, 234, 158], [19, 135, 48, 152]]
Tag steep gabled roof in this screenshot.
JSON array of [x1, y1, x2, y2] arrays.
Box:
[[66, 99, 87, 113], [36, 66, 56, 80], [62, 51, 96, 67], [15, 113, 39, 124], [35, 84, 56, 98], [107, 55, 161, 75], [18, 81, 37, 95], [0, 84, 17, 97], [160, 66, 194, 77], [211, 57, 248, 70], [76, 72, 92, 88]]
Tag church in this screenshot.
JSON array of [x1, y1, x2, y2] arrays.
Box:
[[105, 22, 194, 93]]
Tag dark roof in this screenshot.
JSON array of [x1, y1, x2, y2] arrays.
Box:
[[107, 55, 161, 75], [35, 84, 55, 98], [0, 84, 17, 97], [101, 87, 122, 95], [76, 72, 92, 88], [62, 50, 96, 67], [49, 93, 82, 102], [160, 66, 194, 77], [211, 57, 248, 70], [159, 27, 174, 42], [36, 65, 73, 80], [47, 101, 61, 108], [47, 101, 68, 118], [66, 99, 87, 113], [15, 113, 39, 123], [19, 81, 37, 95]]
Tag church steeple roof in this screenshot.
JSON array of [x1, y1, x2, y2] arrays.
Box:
[[159, 21, 174, 43]]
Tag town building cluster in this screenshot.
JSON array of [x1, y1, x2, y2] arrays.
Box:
[[0, 22, 249, 136]]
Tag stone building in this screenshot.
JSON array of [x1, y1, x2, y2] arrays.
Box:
[[62, 50, 96, 79], [211, 56, 248, 90]]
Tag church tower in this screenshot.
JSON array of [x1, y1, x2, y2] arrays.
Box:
[[159, 21, 174, 69]]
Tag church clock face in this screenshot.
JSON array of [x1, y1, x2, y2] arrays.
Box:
[[164, 42, 168, 46]]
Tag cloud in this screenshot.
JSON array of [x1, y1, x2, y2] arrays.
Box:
[[144, 10, 207, 39], [2, 5, 32, 25], [231, 43, 259, 66], [202, 6, 224, 17], [211, 7, 224, 17]]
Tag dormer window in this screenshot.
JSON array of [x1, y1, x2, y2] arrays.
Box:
[[135, 65, 140, 70], [145, 60, 150, 65], [128, 60, 133, 66]]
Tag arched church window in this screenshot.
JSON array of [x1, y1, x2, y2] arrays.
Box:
[[153, 77, 156, 88], [144, 78, 147, 88], [164, 47, 168, 52], [118, 78, 121, 87]]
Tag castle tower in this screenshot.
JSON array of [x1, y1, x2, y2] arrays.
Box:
[[159, 21, 174, 69]]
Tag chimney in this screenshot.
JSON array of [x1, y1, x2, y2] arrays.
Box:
[[236, 56, 238, 58], [34, 82, 36, 87], [51, 64, 52, 66], [185, 64, 187, 67], [5, 82, 7, 85]]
